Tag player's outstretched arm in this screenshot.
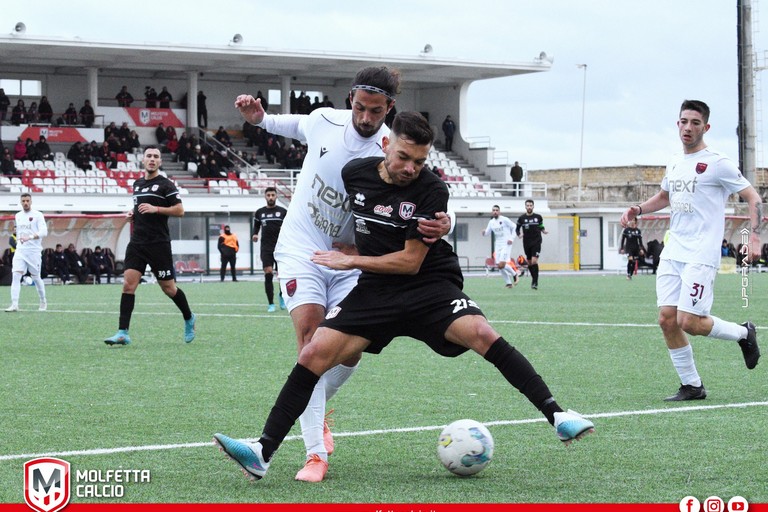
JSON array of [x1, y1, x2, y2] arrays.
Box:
[[312, 239, 429, 275], [234, 94, 266, 125]]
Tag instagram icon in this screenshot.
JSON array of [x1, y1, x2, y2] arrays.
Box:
[[705, 496, 724, 512]]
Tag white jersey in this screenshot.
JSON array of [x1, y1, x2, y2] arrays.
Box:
[[483, 215, 517, 252], [261, 108, 389, 257], [660, 147, 750, 267], [14, 208, 47, 253]]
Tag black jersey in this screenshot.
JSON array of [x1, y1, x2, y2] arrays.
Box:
[[253, 205, 287, 251], [621, 227, 644, 253], [130, 175, 181, 244], [516, 213, 546, 246], [341, 157, 461, 285]]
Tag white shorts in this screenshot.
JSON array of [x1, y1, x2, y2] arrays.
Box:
[[275, 251, 361, 313], [11, 250, 42, 276], [656, 259, 717, 316], [494, 245, 512, 265]]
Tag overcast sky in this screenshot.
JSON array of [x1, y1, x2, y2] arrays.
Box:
[[5, 0, 768, 171]]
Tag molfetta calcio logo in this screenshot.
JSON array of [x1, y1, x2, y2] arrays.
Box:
[[24, 457, 70, 512]]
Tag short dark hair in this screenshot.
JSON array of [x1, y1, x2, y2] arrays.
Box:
[[265, 186, 277, 194], [144, 145, 160, 152], [525, 199, 534, 206], [351, 66, 401, 105], [20, 192, 31, 199], [390, 111, 434, 146], [680, 100, 710, 123]]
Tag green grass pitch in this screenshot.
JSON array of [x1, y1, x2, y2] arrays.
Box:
[[1, 272, 766, 504]]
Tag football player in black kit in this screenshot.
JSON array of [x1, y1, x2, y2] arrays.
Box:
[[252, 187, 287, 312], [104, 146, 196, 346], [516, 199, 548, 289], [213, 112, 594, 481], [620, 219, 645, 280]]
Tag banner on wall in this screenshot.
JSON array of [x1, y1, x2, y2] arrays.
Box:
[[97, 107, 186, 128], [1, 126, 103, 143]]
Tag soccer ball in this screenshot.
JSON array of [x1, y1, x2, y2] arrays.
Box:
[[437, 419, 494, 476]]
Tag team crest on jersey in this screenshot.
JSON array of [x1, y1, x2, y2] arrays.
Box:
[[286, 279, 297, 297], [29, 217, 33, 222], [355, 219, 370, 234], [373, 205, 393, 217], [695, 162, 707, 174], [354, 193, 365, 206], [151, 184, 159, 191], [399, 202, 416, 220], [325, 306, 341, 319]]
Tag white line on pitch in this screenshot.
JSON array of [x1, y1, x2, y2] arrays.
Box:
[[1, 401, 766, 462]]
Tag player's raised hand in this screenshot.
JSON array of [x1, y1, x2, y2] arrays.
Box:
[[234, 94, 265, 125]]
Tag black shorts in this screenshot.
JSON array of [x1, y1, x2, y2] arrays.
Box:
[[320, 276, 484, 358], [260, 248, 277, 270], [625, 247, 642, 259], [124, 241, 175, 281], [524, 242, 541, 261]]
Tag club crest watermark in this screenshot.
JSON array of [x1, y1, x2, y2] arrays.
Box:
[[24, 458, 70, 512], [24, 457, 151, 510]]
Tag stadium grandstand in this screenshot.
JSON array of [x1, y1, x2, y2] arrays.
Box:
[[0, 32, 759, 277]]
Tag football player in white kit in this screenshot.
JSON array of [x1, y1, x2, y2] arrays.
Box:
[[481, 205, 518, 287], [228, 67, 451, 482], [6, 193, 48, 312], [621, 100, 762, 401]]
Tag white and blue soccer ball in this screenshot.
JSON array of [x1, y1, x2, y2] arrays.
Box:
[[437, 419, 494, 476]]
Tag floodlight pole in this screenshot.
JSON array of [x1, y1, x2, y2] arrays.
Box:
[[577, 64, 587, 202]]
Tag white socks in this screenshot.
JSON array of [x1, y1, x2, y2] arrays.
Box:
[[298, 362, 359, 462], [707, 316, 747, 341], [668, 344, 702, 387], [10, 272, 21, 305]]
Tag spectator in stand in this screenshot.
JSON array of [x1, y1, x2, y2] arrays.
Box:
[[37, 96, 53, 124], [24, 138, 39, 161], [310, 96, 322, 112], [117, 122, 131, 140], [0, 88, 10, 124], [264, 136, 281, 165], [442, 115, 456, 152], [297, 91, 311, 114], [145, 86, 157, 108], [128, 130, 141, 152], [75, 146, 91, 171], [66, 141, 82, 161], [89, 245, 113, 284], [35, 136, 52, 161], [52, 244, 71, 284], [104, 121, 117, 140], [214, 126, 232, 148], [27, 101, 39, 124], [155, 122, 168, 149], [11, 99, 27, 126], [116, 85, 134, 107], [178, 141, 193, 169], [96, 141, 116, 168], [65, 243, 87, 283], [79, 100, 95, 128], [106, 133, 122, 154], [196, 156, 210, 179], [321, 95, 335, 108], [158, 86, 173, 108], [1, 151, 17, 176], [166, 127, 179, 155], [510, 161, 524, 197], [13, 138, 26, 160], [63, 103, 78, 125], [197, 91, 208, 128]]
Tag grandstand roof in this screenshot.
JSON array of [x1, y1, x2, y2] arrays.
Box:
[[0, 34, 550, 87]]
